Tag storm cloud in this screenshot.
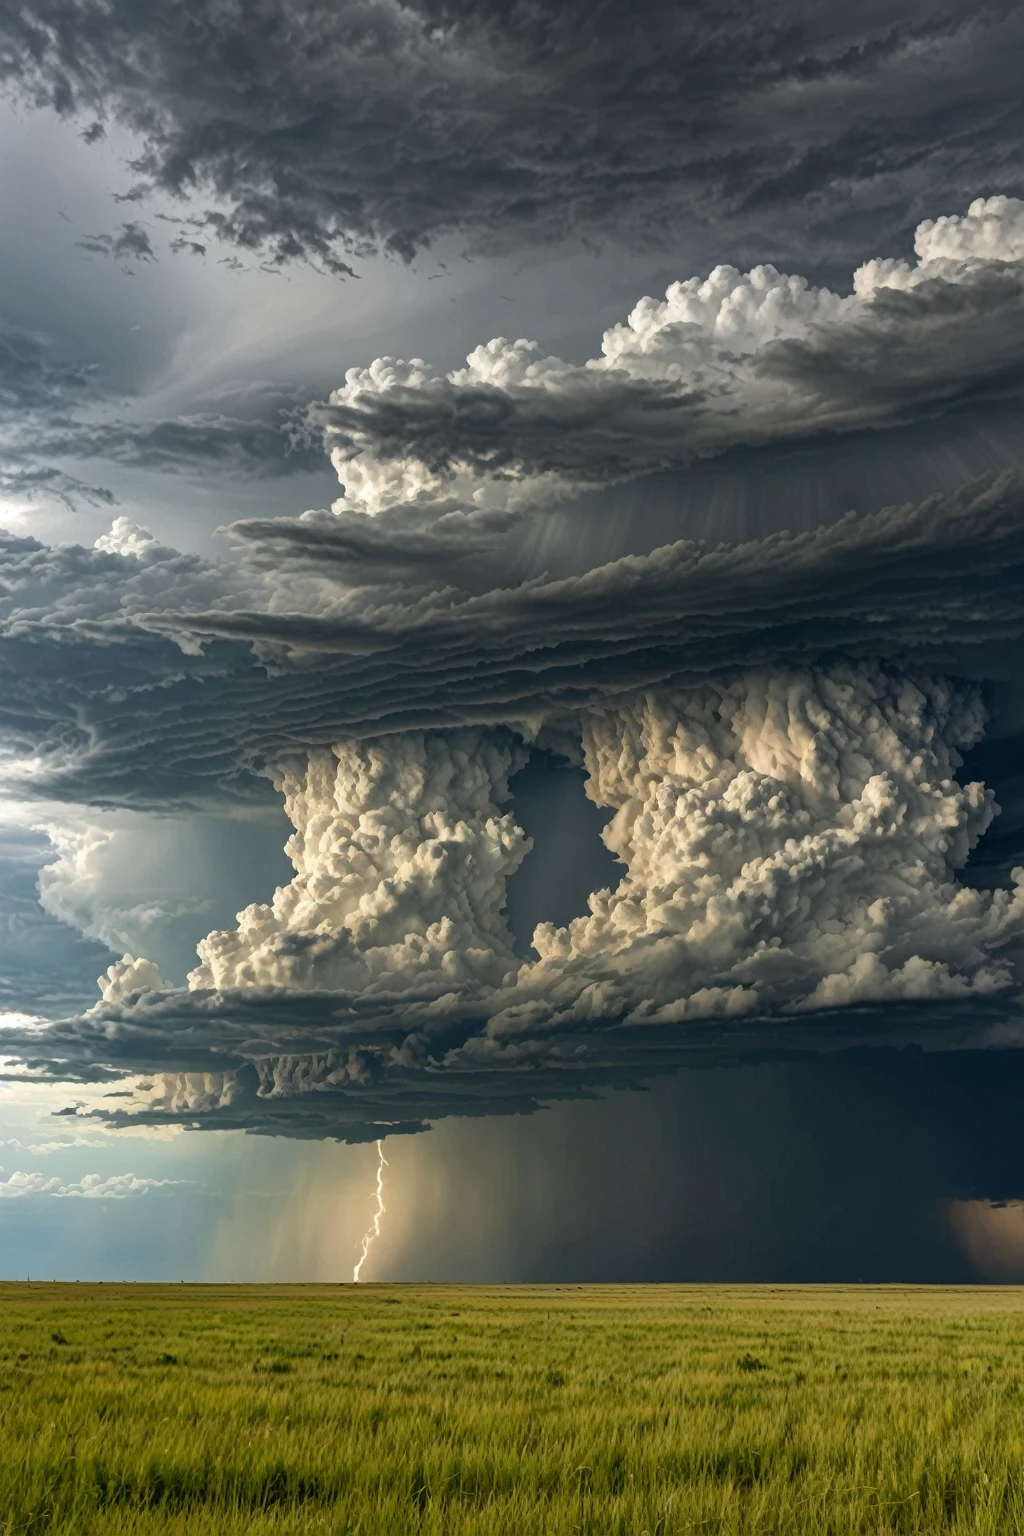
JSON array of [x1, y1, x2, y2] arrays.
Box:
[[0, 462, 1020, 815], [313, 198, 1024, 512], [6, 656, 1024, 1142], [2, 1, 1023, 276], [2, 195, 1024, 1146]]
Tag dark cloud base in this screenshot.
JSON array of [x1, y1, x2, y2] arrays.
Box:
[[3, 983, 1018, 1144]]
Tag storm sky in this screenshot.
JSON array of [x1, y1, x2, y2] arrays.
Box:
[[2, 0, 1024, 1280]]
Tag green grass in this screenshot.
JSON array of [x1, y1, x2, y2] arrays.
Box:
[[3, 1283, 1024, 1533]]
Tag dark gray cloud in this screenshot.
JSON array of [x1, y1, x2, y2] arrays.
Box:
[[172, 465, 1024, 703], [3, 980, 1017, 1144], [1, 1, 1022, 273], [0, 318, 116, 507], [224, 500, 526, 584], [760, 268, 1024, 412], [2, 467, 1024, 1133], [75, 220, 156, 267], [0, 457, 116, 513], [0, 310, 324, 509], [309, 213, 1024, 512], [36, 410, 322, 479], [0, 323, 92, 414], [0, 466, 1022, 811]]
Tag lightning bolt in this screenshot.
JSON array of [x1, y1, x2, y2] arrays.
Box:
[[352, 1138, 388, 1282]]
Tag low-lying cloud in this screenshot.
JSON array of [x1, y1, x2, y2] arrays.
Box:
[[0, 1167, 186, 1197]]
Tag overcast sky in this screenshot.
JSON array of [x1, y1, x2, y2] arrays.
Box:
[[2, 0, 1024, 1281]]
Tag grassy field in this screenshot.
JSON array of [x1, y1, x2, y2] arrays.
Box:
[[3, 1285, 1024, 1533]]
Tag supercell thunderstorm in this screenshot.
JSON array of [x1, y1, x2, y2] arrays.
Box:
[[6, 197, 1024, 1140]]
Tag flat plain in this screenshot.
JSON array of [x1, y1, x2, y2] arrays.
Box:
[[3, 1282, 1024, 1533]]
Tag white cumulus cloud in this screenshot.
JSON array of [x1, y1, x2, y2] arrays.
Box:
[[189, 730, 530, 994], [316, 195, 1024, 514], [0, 1168, 186, 1197]]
